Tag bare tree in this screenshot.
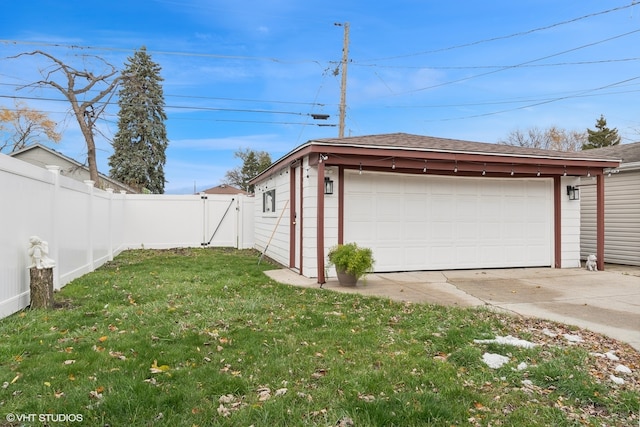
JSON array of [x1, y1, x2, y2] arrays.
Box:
[[12, 51, 120, 182], [498, 126, 585, 152]]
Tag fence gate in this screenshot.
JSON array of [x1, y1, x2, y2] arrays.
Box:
[[200, 195, 239, 248]]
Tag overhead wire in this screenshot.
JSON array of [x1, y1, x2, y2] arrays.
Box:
[[358, 1, 640, 62], [1, 3, 638, 129]]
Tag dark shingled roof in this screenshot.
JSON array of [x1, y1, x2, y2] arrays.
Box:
[[311, 133, 620, 161], [581, 141, 640, 164]]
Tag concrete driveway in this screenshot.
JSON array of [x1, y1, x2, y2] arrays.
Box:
[[265, 265, 640, 351]]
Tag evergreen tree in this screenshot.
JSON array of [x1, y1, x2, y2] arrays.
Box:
[[582, 114, 621, 150], [224, 148, 272, 193], [109, 47, 168, 193]]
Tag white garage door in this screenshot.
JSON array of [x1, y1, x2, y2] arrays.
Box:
[[344, 170, 553, 272]]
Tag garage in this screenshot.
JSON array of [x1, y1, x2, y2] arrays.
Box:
[[250, 133, 620, 283], [344, 170, 553, 271]]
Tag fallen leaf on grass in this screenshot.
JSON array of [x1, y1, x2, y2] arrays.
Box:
[[217, 404, 231, 417], [311, 369, 327, 379], [219, 394, 236, 404], [98, 336, 108, 342], [63, 359, 75, 365], [358, 393, 375, 402], [257, 387, 271, 401], [150, 360, 170, 373], [109, 351, 127, 361]]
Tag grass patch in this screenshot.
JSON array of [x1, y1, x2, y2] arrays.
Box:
[[0, 248, 638, 426]]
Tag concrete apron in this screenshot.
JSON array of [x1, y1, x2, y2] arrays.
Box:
[[265, 266, 640, 352]]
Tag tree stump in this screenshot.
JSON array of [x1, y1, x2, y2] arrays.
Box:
[[30, 267, 54, 309]]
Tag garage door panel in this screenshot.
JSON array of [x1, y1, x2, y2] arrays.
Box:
[[344, 171, 552, 272]]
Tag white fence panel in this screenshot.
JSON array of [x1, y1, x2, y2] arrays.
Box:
[[123, 194, 205, 249], [0, 157, 55, 317], [1, 153, 255, 319]]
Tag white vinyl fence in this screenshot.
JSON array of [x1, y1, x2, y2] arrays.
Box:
[[0, 154, 254, 318]]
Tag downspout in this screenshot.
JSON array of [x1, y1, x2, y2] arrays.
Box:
[[317, 157, 326, 284]]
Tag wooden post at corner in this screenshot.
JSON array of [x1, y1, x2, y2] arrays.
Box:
[[29, 267, 54, 309]]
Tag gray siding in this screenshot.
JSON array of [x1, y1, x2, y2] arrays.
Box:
[[580, 170, 640, 266]]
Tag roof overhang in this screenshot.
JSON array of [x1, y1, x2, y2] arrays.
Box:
[[250, 134, 621, 183]]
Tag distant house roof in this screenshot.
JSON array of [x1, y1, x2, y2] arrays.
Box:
[[200, 184, 249, 195], [583, 141, 640, 165], [9, 143, 137, 193]]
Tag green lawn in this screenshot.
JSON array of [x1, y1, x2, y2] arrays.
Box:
[[1, 248, 638, 426]]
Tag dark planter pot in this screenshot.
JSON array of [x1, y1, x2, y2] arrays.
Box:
[[336, 269, 358, 287]]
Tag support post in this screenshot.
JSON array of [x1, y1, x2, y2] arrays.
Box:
[[553, 176, 561, 268], [317, 158, 326, 284], [596, 173, 605, 271]]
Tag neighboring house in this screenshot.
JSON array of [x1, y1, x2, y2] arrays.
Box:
[[9, 143, 136, 193], [200, 184, 250, 195], [250, 133, 620, 283], [580, 142, 640, 266]]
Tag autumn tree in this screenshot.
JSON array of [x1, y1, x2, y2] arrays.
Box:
[[11, 51, 120, 183], [109, 47, 168, 193], [498, 126, 585, 152], [583, 114, 621, 150], [224, 148, 272, 193], [0, 101, 61, 152]]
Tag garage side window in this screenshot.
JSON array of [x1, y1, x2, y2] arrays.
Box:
[[263, 189, 276, 213]]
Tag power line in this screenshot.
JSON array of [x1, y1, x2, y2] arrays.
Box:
[[426, 75, 640, 122], [391, 28, 640, 96], [0, 93, 327, 118], [0, 39, 325, 66], [359, 1, 640, 62], [353, 57, 640, 71]]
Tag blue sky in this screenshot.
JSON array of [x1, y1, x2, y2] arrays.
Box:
[[2, 1, 639, 193]]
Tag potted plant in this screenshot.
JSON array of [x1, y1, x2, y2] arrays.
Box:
[[327, 243, 374, 286]]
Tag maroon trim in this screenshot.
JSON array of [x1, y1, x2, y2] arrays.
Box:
[[554, 177, 561, 268], [289, 166, 296, 268], [299, 165, 304, 275], [338, 166, 344, 245], [316, 159, 326, 284], [597, 173, 605, 271]]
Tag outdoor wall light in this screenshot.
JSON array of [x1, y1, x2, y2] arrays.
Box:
[[566, 185, 580, 201], [324, 177, 334, 195]]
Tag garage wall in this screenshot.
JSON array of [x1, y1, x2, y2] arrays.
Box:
[[561, 176, 582, 268], [580, 168, 640, 266], [254, 167, 291, 267]]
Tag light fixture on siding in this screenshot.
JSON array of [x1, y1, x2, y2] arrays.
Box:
[[563, 166, 567, 176], [359, 163, 363, 175], [454, 161, 458, 173], [566, 185, 579, 201], [423, 160, 427, 173], [391, 158, 396, 170], [482, 163, 486, 176], [324, 177, 334, 195]]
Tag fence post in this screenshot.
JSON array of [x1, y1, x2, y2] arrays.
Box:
[[84, 180, 95, 270], [106, 188, 114, 261], [45, 165, 61, 290]]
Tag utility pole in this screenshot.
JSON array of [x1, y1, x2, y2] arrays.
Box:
[[336, 22, 350, 138]]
